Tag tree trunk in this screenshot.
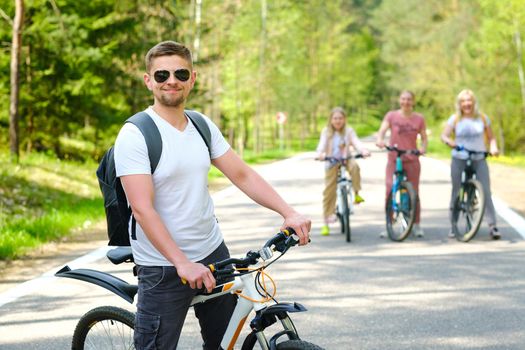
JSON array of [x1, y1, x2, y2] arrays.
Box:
[[9, 0, 24, 162], [193, 0, 202, 62], [514, 22, 525, 115], [25, 44, 33, 153], [254, 0, 267, 154]]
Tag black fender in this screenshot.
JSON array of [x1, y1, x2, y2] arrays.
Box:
[[249, 302, 307, 332], [55, 265, 138, 304], [242, 302, 307, 349], [263, 302, 307, 317]]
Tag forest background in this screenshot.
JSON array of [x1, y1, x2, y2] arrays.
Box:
[[1, 0, 524, 259]]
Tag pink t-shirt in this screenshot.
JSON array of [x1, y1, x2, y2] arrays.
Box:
[[384, 110, 426, 162]]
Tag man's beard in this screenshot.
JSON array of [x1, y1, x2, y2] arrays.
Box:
[[158, 93, 185, 108]]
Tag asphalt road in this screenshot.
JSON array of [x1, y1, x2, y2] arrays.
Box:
[[1, 143, 524, 349]]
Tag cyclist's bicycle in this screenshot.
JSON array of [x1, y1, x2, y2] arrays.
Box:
[[320, 155, 364, 242], [384, 146, 420, 242], [55, 229, 324, 350], [451, 146, 487, 242]]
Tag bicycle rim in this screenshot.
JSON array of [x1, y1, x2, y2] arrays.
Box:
[[386, 181, 416, 242], [72, 306, 135, 350], [453, 179, 485, 242]]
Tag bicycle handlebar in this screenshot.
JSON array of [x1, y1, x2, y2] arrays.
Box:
[[316, 155, 365, 165], [208, 228, 300, 275], [324, 154, 364, 161], [454, 145, 489, 157], [385, 145, 421, 156]]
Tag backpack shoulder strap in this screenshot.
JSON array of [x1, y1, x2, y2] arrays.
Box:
[[185, 109, 212, 158], [480, 113, 488, 128], [480, 113, 490, 145], [126, 112, 162, 173], [453, 114, 460, 131]]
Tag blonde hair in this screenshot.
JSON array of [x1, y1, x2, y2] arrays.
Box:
[[455, 89, 480, 117], [326, 106, 347, 139]]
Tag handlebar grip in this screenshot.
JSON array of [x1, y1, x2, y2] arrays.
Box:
[[181, 263, 217, 284], [282, 227, 296, 236]]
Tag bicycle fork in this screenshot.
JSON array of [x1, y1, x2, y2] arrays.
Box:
[[336, 178, 353, 214], [219, 274, 308, 350]]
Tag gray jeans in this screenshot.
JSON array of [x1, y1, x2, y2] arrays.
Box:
[[449, 157, 497, 227], [134, 241, 237, 350]]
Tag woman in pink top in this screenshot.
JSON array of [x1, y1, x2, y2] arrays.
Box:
[[317, 107, 370, 236], [376, 91, 428, 237]]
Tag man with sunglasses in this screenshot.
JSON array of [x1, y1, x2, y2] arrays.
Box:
[[113, 41, 311, 350]]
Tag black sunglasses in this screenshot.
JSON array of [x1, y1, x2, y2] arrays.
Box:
[[153, 69, 191, 83]]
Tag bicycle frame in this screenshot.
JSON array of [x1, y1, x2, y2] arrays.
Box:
[[455, 147, 489, 202], [386, 146, 418, 213], [192, 272, 305, 349], [390, 156, 406, 212], [56, 233, 311, 350]]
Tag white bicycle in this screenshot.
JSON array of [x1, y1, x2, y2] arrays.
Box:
[[56, 229, 323, 350], [321, 155, 364, 242]]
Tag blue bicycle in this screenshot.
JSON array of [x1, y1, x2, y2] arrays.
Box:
[[384, 146, 420, 242]]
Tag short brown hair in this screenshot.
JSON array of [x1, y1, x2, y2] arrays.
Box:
[[145, 41, 193, 72]]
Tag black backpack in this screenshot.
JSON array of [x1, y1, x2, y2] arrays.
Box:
[[96, 110, 212, 246]]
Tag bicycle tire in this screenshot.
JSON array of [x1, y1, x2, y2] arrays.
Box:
[[276, 339, 325, 350], [386, 181, 416, 242], [336, 212, 344, 235], [71, 306, 135, 350], [452, 179, 485, 242], [336, 192, 344, 235], [340, 185, 351, 242]]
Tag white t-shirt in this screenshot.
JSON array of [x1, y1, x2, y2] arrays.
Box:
[[114, 107, 230, 265], [447, 114, 489, 160]]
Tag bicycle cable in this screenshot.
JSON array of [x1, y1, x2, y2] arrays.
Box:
[[233, 266, 277, 303]]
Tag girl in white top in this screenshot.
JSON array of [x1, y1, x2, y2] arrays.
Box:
[[316, 107, 370, 235]]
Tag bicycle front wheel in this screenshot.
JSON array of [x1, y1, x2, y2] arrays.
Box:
[[72, 306, 135, 350], [386, 181, 416, 242], [452, 179, 485, 242], [339, 186, 351, 242]]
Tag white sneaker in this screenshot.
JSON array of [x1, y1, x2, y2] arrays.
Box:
[[379, 231, 387, 238], [413, 224, 424, 238], [448, 230, 455, 239]]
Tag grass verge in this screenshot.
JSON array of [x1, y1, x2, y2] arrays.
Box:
[[0, 152, 103, 260]]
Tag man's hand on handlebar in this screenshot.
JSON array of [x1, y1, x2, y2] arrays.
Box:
[[177, 260, 216, 293], [281, 212, 311, 246]]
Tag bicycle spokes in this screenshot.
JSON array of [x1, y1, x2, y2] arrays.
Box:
[[452, 180, 485, 242]]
